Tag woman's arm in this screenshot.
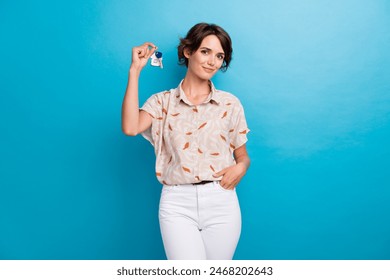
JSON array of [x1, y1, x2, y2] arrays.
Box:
[[213, 144, 250, 190], [233, 144, 250, 171], [122, 42, 156, 136]]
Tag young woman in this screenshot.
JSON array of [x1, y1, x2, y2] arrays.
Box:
[[122, 23, 250, 260]]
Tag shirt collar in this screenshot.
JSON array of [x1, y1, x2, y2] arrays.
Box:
[[176, 80, 221, 106]]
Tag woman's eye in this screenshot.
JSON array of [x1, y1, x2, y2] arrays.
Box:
[[217, 55, 224, 60], [201, 50, 208, 54]]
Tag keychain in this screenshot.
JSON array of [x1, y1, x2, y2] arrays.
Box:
[[150, 51, 163, 69]]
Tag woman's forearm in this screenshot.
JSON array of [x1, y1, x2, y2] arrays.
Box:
[[235, 154, 250, 171], [121, 68, 141, 136]]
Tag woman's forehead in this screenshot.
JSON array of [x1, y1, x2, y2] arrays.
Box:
[[199, 35, 224, 53]]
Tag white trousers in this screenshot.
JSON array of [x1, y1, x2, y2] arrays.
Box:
[[159, 181, 241, 260]]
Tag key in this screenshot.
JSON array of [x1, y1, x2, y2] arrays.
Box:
[[155, 51, 163, 69], [150, 51, 163, 68], [150, 52, 159, 66]]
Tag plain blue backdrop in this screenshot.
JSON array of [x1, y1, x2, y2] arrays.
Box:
[[1, 0, 390, 259]]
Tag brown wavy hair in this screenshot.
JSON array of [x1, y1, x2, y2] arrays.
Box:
[[178, 23, 233, 72]]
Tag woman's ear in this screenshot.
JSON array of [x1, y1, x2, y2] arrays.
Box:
[[183, 47, 192, 59]]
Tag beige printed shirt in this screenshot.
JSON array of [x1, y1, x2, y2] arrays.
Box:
[[141, 80, 249, 185]]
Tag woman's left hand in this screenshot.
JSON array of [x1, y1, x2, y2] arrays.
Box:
[[213, 162, 247, 190]]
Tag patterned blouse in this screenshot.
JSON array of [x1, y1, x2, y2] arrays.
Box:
[[141, 80, 249, 185]]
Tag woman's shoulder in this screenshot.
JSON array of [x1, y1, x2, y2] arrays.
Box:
[[150, 89, 173, 97], [146, 88, 177, 102], [214, 89, 242, 105]]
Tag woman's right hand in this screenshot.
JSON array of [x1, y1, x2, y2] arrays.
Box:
[[130, 42, 157, 72]]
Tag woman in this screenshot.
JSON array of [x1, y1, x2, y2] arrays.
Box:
[[122, 23, 250, 260]]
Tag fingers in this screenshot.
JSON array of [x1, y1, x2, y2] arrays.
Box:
[[143, 42, 157, 50], [133, 42, 157, 59], [143, 42, 158, 59], [214, 167, 231, 188], [220, 176, 237, 190], [130, 42, 158, 71], [147, 42, 158, 53], [220, 181, 236, 190], [213, 167, 227, 178], [219, 170, 234, 189], [216, 164, 246, 190]]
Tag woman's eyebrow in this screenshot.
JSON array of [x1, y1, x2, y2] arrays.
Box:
[[199, 47, 225, 55]]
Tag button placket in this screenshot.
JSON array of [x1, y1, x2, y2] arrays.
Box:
[[192, 104, 202, 181]]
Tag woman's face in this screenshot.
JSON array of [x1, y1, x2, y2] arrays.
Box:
[[185, 35, 225, 80]]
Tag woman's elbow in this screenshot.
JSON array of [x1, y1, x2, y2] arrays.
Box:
[[122, 127, 138, 136]]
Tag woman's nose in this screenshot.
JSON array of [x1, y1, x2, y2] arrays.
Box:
[[208, 57, 215, 66]]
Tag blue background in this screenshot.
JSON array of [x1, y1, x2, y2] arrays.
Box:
[[1, 0, 390, 259]]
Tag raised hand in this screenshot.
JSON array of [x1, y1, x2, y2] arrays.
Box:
[[130, 42, 157, 72]]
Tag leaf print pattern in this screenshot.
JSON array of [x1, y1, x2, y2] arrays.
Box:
[[198, 122, 207, 129], [140, 81, 249, 185], [182, 166, 191, 173]]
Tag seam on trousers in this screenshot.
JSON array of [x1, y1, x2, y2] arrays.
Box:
[[196, 185, 203, 231]]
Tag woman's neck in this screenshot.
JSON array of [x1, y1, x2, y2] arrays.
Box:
[[181, 73, 211, 99]]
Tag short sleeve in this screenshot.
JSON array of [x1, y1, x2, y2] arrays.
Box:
[[140, 94, 162, 147], [230, 101, 250, 149]]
